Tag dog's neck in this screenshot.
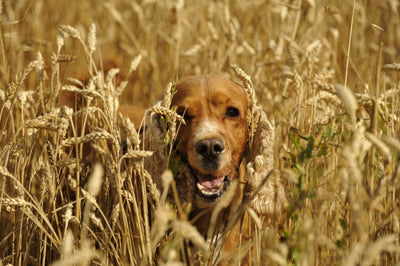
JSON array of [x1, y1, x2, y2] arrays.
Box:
[[189, 208, 229, 239]]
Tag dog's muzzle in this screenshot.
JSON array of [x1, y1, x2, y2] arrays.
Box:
[[195, 138, 225, 171]]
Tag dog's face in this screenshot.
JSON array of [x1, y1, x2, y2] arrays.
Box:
[[171, 75, 249, 208]]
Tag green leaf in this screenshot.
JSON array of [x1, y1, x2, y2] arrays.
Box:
[[304, 136, 314, 158]]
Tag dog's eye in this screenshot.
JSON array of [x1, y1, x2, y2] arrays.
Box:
[[226, 107, 239, 118], [184, 114, 194, 121], [176, 107, 194, 122]]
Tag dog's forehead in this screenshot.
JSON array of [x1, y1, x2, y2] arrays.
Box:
[[208, 77, 247, 106], [172, 75, 247, 106]]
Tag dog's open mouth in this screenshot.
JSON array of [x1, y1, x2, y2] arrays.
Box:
[[193, 170, 231, 200]]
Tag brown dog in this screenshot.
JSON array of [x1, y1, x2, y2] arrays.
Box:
[[145, 75, 285, 263]]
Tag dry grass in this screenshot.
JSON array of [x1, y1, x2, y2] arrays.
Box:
[[1, 0, 400, 265]]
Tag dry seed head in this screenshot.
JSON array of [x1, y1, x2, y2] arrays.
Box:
[[264, 249, 287, 265], [53, 240, 98, 266], [362, 235, 400, 265], [342, 146, 363, 184], [106, 68, 120, 88], [168, 112, 177, 145], [0, 197, 32, 207], [66, 78, 84, 87], [56, 32, 64, 55], [57, 54, 76, 63], [246, 206, 262, 229], [87, 163, 103, 197], [288, 43, 300, 68], [62, 230, 74, 258], [88, 23, 96, 55], [24, 108, 69, 135], [242, 41, 256, 55], [73, 106, 102, 118], [151, 105, 185, 125], [62, 131, 116, 147], [231, 65, 256, 105], [67, 174, 77, 190], [162, 82, 173, 108], [293, 71, 303, 94], [128, 54, 142, 76], [105, 3, 124, 25], [207, 21, 219, 41], [6, 60, 38, 101], [17, 91, 34, 106], [161, 169, 173, 194], [41, 161, 55, 201], [306, 91, 341, 107], [231, 64, 258, 143], [304, 40, 322, 64], [281, 168, 298, 184], [110, 203, 120, 229], [334, 84, 358, 123], [123, 115, 141, 146], [61, 105, 73, 119], [182, 44, 202, 56], [120, 190, 134, 202], [382, 63, 400, 72], [116, 80, 128, 97], [143, 170, 160, 206], [62, 204, 73, 225], [151, 205, 174, 249], [122, 150, 154, 159], [365, 132, 392, 160], [172, 220, 208, 251], [59, 25, 82, 41], [81, 189, 99, 207], [381, 135, 400, 154], [380, 87, 400, 100], [89, 212, 104, 230]]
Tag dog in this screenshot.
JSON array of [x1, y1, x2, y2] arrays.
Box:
[[58, 73, 285, 263], [144, 75, 285, 262]]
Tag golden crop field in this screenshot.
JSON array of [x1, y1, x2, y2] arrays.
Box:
[[1, 0, 400, 265]]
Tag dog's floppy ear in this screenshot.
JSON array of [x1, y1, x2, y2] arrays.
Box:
[[231, 64, 286, 215], [142, 101, 194, 205], [244, 107, 286, 215], [143, 109, 167, 190]]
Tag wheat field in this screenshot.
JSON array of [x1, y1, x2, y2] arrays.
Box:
[[1, 0, 400, 265]]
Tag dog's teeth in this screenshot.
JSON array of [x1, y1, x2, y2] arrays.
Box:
[[200, 190, 221, 197], [202, 190, 215, 196], [197, 182, 223, 198], [197, 183, 205, 191]]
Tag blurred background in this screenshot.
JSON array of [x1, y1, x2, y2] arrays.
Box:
[[2, 0, 399, 109]]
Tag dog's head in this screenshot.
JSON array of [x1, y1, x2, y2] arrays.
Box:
[[146, 74, 284, 214], [170, 75, 248, 208]]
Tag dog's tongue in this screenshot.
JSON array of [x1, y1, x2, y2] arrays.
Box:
[[197, 175, 224, 189]]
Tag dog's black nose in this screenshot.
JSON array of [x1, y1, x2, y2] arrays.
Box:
[[195, 138, 225, 158]]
